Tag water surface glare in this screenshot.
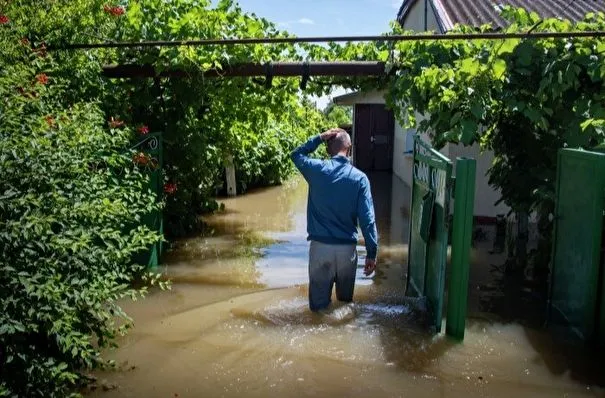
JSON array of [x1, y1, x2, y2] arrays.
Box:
[[91, 175, 604, 397]]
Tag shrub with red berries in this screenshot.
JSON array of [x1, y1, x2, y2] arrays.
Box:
[[164, 182, 177, 195], [137, 125, 150, 135], [36, 73, 49, 85], [103, 4, 125, 16], [108, 117, 124, 129]]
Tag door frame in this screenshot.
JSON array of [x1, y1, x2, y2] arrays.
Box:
[[352, 103, 394, 172]]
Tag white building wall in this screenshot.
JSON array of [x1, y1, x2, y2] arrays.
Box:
[[401, 0, 441, 32], [393, 121, 409, 183], [448, 143, 510, 218]]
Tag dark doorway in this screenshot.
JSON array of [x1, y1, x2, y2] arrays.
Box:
[[354, 104, 395, 171]]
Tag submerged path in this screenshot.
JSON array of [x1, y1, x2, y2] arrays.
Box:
[[90, 174, 603, 398]]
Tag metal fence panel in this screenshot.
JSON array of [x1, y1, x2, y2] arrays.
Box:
[[550, 148, 605, 343], [406, 136, 453, 332]]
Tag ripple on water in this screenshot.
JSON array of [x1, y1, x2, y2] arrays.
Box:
[[230, 297, 357, 327], [229, 294, 430, 331]]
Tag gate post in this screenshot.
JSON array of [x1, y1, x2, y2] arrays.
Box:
[[446, 158, 476, 340]]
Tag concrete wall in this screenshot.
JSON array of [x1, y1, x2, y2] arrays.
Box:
[[390, 173, 412, 245], [393, 121, 409, 183], [401, 0, 441, 32], [448, 143, 510, 218]]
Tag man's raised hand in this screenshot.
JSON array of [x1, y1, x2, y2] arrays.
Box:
[[320, 129, 339, 141]]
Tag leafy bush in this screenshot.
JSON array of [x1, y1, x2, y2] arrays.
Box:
[[386, 7, 605, 214], [323, 102, 352, 127], [232, 99, 329, 193], [4, 0, 338, 238], [0, 22, 162, 397]]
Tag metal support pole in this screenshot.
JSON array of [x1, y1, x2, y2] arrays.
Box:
[[50, 31, 605, 51], [446, 158, 476, 340], [102, 62, 387, 79]]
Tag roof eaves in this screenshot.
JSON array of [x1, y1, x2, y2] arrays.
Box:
[[396, 0, 420, 25], [431, 0, 455, 31]]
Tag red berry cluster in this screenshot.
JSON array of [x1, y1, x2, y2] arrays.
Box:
[[0, 15, 10, 24], [103, 4, 125, 16], [133, 152, 149, 166], [137, 125, 150, 135], [164, 183, 177, 195], [44, 115, 56, 127], [108, 117, 124, 129], [36, 74, 49, 85]]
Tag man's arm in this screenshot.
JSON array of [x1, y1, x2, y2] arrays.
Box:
[[358, 176, 378, 274], [290, 130, 338, 179]]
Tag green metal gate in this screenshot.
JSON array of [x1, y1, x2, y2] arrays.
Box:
[[407, 136, 453, 332], [550, 148, 605, 344]]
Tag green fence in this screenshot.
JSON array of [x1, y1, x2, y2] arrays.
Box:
[[131, 131, 164, 269], [406, 136, 453, 332], [550, 148, 605, 346]]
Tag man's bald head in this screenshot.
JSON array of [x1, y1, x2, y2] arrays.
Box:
[[326, 128, 351, 157]]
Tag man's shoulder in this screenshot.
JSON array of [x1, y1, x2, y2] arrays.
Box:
[[347, 164, 368, 181]]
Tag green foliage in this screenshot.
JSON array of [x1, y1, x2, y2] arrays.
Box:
[[11, 1, 605, 393], [0, 1, 332, 392], [105, 1, 330, 236], [232, 101, 328, 191], [0, 16, 162, 397], [5, 0, 332, 238], [323, 101, 352, 127], [386, 8, 605, 216]]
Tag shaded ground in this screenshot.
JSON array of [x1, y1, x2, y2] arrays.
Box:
[[88, 174, 604, 398]]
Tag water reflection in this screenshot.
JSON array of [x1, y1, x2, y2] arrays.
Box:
[[88, 173, 604, 398]]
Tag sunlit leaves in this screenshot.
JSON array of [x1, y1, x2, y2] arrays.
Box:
[[459, 57, 481, 75], [0, 14, 162, 397], [492, 58, 506, 78], [383, 6, 605, 215]]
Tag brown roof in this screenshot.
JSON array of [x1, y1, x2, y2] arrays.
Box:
[[398, 0, 605, 31]]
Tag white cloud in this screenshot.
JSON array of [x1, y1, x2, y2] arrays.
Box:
[[278, 17, 315, 27], [297, 17, 315, 25]]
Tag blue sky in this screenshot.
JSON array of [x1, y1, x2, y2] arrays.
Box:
[[231, 0, 402, 108], [235, 0, 401, 36]]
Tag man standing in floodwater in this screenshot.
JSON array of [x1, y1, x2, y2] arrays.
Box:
[[291, 128, 378, 312]]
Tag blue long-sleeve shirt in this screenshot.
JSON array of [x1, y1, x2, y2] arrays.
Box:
[[290, 135, 378, 260]]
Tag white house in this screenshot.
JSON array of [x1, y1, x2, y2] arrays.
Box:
[[334, 0, 604, 221], [333, 90, 507, 220]]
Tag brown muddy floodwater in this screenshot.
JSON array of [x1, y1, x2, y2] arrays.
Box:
[[91, 174, 604, 398]]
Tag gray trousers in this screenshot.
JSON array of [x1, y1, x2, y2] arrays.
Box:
[[308, 241, 358, 311]]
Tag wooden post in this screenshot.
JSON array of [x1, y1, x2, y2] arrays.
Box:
[[225, 155, 237, 197]]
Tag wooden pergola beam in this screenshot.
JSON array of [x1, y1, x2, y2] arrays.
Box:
[[102, 62, 388, 79]]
